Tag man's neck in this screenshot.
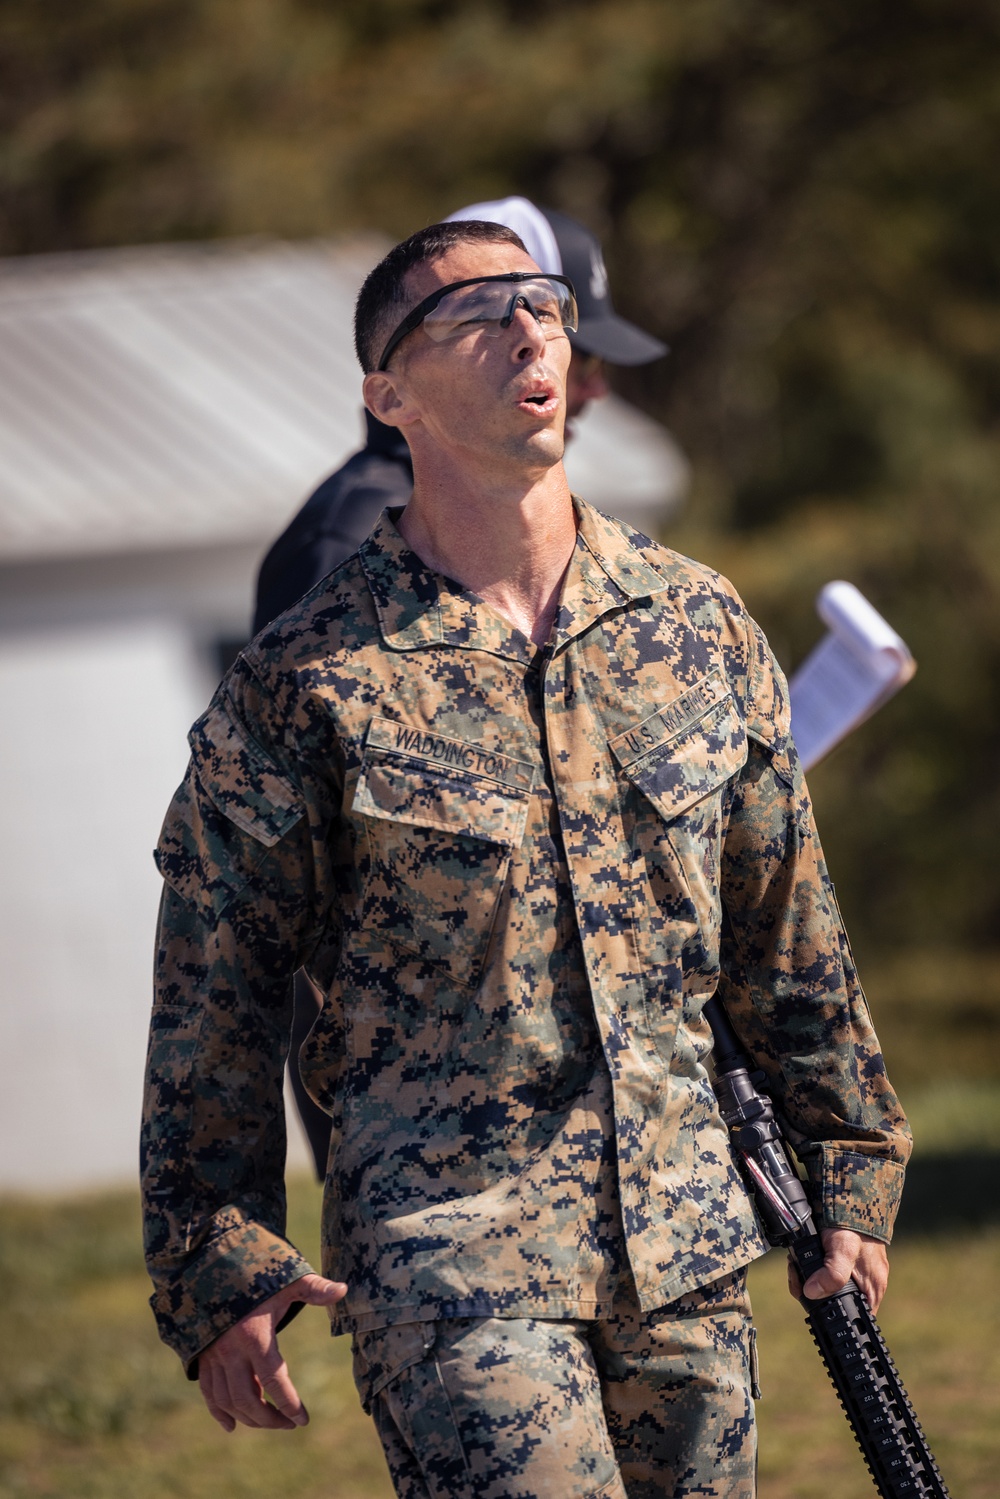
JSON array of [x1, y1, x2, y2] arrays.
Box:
[[396, 460, 577, 648]]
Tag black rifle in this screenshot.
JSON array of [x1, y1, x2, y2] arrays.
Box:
[[704, 993, 950, 1499]]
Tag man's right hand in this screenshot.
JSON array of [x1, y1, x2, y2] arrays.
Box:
[[198, 1273, 348, 1432], [786, 1228, 889, 1313]]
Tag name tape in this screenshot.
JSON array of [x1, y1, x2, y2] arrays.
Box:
[[366, 716, 535, 790], [609, 671, 729, 768]]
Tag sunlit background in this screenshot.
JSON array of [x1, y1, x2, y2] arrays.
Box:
[[0, 3, 997, 1496]]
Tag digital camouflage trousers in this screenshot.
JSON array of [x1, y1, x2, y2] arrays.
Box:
[[351, 1269, 760, 1499]]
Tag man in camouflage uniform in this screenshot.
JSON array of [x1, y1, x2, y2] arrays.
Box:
[[251, 197, 667, 1184], [142, 220, 910, 1498]]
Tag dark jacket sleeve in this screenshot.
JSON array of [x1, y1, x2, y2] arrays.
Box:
[[253, 418, 413, 633]]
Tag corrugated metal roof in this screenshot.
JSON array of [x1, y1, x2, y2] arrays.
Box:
[[0, 237, 686, 562]]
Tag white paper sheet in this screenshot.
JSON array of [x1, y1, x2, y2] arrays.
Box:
[[788, 581, 916, 771]]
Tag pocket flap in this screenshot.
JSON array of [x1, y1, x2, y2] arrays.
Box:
[[352, 1321, 433, 1414], [612, 681, 747, 820], [155, 698, 306, 924], [188, 699, 304, 848], [353, 718, 533, 849]]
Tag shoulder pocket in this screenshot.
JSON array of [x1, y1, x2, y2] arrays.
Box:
[[155, 699, 306, 924], [188, 699, 305, 847], [611, 673, 747, 820], [351, 718, 533, 987]]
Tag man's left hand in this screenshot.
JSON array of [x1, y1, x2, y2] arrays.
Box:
[[787, 1227, 889, 1312]]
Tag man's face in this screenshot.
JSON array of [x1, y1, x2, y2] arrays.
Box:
[[365, 241, 573, 477]]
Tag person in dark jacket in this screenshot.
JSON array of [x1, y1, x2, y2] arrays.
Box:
[[254, 198, 667, 1176], [252, 410, 413, 635]]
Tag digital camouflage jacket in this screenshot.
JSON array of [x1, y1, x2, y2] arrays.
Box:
[[142, 499, 910, 1374]]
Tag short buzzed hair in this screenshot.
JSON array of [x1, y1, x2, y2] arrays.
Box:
[[354, 220, 528, 374]]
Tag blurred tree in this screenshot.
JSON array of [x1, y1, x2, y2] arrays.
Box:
[[2, 0, 998, 1079]]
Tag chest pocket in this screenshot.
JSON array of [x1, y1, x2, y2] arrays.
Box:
[[352, 718, 534, 988], [612, 682, 747, 822], [611, 673, 747, 926]]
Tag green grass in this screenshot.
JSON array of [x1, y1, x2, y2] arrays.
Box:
[[904, 1079, 1000, 1154], [1, 1176, 995, 1498], [749, 1235, 999, 1498], [0, 1181, 390, 1499]]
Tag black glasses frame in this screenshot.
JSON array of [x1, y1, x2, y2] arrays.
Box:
[[375, 272, 577, 372]]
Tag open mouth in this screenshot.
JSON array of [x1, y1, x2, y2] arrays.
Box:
[[517, 383, 558, 412]]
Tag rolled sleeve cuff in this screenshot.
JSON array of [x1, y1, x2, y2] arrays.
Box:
[[810, 1146, 907, 1243], [150, 1216, 315, 1377]]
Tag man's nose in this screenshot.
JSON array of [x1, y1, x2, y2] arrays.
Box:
[[507, 303, 548, 360]]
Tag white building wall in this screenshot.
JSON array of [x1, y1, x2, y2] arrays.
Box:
[[0, 557, 312, 1190]]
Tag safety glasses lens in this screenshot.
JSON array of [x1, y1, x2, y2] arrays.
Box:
[[421, 278, 577, 343]]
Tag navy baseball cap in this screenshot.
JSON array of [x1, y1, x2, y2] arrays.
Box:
[[446, 196, 667, 366]]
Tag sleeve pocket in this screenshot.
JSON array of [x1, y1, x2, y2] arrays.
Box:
[[154, 698, 306, 925], [188, 699, 304, 847]]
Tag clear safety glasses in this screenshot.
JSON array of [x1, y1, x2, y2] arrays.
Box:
[[376, 273, 578, 372]]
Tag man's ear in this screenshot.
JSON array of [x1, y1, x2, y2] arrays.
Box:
[[363, 370, 418, 429]]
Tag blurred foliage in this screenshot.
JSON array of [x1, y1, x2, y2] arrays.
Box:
[[2, 0, 999, 1067], [1, 1178, 996, 1497]]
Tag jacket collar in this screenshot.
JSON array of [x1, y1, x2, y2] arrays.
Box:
[[555, 500, 671, 647], [358, 496, 671, 659]]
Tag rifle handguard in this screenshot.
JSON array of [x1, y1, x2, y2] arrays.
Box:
[[704, 996, 950, 1499]]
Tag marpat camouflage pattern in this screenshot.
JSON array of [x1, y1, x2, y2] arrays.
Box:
[[353, 1268, 757, 1498], [142, 498, 910, 1374]]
